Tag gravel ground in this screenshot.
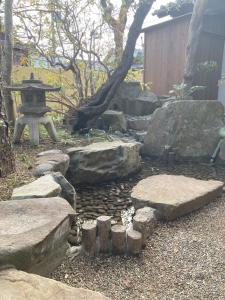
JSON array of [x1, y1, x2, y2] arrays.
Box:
[[51, 160, 225, 300]]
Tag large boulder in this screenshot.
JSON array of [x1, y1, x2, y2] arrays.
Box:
[[0, 197, 75, 275], [143, 100, 224, 160], [110, 81, 161, 116], [0, 269, 111, 300], [66, 141, 141, 185], [131, 175, 224, 220]]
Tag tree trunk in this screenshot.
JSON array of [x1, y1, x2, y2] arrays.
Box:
[[113, 28, 124, 67], [67, 0, 155, 132], [0, 0, 15, 177], [0, 65, 15, 178], [2, 0, 15, 124], [183, 0, 208, 89], [0, 109, 15, 177]]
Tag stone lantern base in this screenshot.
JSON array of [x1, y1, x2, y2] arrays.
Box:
[[13, 115, 58, 146]]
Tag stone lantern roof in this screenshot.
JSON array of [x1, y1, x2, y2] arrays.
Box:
[[6, 73, 61, 92]]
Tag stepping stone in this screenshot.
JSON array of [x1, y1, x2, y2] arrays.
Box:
[[131, 175, 224, 220], [66, 141, 141, 185], [12, 174, 61, 200], [0, 197, 75, 275], [0, 268, 111, 300]]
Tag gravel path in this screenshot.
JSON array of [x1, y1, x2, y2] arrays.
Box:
[[51, 160, 225, 300]]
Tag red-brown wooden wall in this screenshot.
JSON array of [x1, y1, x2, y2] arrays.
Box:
[[143, 13, 225, 99]]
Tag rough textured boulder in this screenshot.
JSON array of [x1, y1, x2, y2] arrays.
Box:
[[0, 269, 111, 300], [143, 100, 224, 160], [34, 150, 70, 177], [131, 175, 224, 220], [0, 197, 75, 275], [127, 115, 152, 131], [110, 81, 161, 116], [66, 141, 141, 185], [12, 174, 61, 200], [98, 110, 127, 132]]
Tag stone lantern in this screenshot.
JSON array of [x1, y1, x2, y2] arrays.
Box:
[[7, 73, 60, 145]]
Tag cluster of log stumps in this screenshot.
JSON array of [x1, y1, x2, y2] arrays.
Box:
[[81, 207, 157, 256]]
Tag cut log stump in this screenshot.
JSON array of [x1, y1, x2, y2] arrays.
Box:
[[82, 220, 97, 256], [97, 216, 111, 253], [133, 214, 150, 247], [127, 229, 142, 256], [111, 225, 126, 255]]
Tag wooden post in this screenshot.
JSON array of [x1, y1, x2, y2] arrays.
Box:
[[127, 229, 142, 256], [111, 225, 126, 255], [82, 220, 97, 256], [97, 216, 111, 253], [133, 214, 149, 247]]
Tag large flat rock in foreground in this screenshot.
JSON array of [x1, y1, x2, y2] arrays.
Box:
[[0, 269, 111, 300], [132, 175, 224, 220], [66, 141, 141, 185], [0, 197, 75, 275]]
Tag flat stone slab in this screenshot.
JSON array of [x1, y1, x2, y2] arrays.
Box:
[[127, 115, 152, 131], [34, 151, 70, 177], [101, 110, 127, 132], [66, 141, 141, 185], [0, 269, 111, 300], [132, 175, 224, 220], [12, 174, 61, 200], [0, 197, 75, 275]]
